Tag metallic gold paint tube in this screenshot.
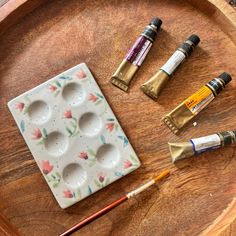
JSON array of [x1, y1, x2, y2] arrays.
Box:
[[162, 72, 232, 134], [141, 34, 200, 99], [169, 131, 236, 163], [110, 18, 162, 92]]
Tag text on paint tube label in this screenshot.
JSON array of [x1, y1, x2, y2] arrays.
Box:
[[190, 134, 221, 154], [125, 36, 152, 67], [184, 86, 215, 114], [161, 50, 186, 75]]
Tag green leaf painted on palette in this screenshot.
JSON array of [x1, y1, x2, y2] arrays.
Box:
[[118, 135, 129, 147], [66, 126, 73, 136], [52, 182, 60, 188], [88, 148, 96, 157], [58, 76, 66, 80], [70, 120, 77, 129], [115, 123, 119, 131], [95, 93, 104, 99], [37, 139, 45, 145], [23, 105, 29, 114], [130, 155, 138, 164], [55, 172, 61, 178], [76, 189, 81, 199], [100, 135, 106, 144], [107, 118, 114, 122], [104, 178, 110, 186], [25, 97, 31, 103], [59, 75, 72, 80], [55, 80, 61, 88], [95, 100, 102, 106], [94, 179, 102, 188], [114, 172, 124, 177], [88, 159, 96, 167], [20, 120, 25, 132], [88, 185, 93, 195], [42, 128, 48, 139], [54, 90, 60, 97], [71, 130, 79, 137], [51, 174, 56, 179]]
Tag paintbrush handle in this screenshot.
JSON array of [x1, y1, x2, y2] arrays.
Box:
[[60, 195, 128, 236], [60, 170, 170, 235]]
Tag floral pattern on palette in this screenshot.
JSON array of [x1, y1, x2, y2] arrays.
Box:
[[64, 109, 79, 137], [49, 75, 73, 97], [8, 63, 140, 209]]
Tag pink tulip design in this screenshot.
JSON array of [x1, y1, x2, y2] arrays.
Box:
[[63, 190, 73, 198], [64, 109, 72, 119], [79, 152, 88, 160], [49, 85, 57, 92], [124, 160, 132, 169], [41, 160, 53, 175], [15, 102, 25, 112], [76, 70, 86, 79], [88, 93, 98, 102], [106, 123, 114, 132], [32, 128, 42, 139]]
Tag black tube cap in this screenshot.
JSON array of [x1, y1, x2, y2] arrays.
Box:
[[187, 34, 200, 46], [219, 72, 232, 85], [149, 17, 162, 30]]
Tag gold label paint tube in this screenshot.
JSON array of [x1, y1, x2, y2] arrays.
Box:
[[162, 72, 232, 134], [141, 34, 200, 99], [169, 131, 236, 163], [110, 18, 162, 92]]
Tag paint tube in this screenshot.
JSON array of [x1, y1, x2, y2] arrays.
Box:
[[169, 131, 236, 163], [110, 17, 162, 92], [162, 72, 232, 134], [140, 34, 200, 99]]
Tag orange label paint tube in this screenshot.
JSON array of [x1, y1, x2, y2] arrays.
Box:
[[162, 72, 232, 134], [169, 131, 236, 163], [141, 34, 200, 99], [110, 18, 162, 92]]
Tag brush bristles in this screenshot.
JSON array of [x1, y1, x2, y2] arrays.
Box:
[[154, 170, 170, 182]]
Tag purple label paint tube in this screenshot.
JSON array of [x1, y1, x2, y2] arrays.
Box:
[[169, 131, 236, 163], [110, 17, 162, 92]]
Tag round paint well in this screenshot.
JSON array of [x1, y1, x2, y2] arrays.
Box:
[[79, 112, 102, 136], [62, 82, 85, 106], [97, 144, 120, 168], [28, 100, 51, 124], [62, 163, 87, 188], [44, 131, 68, 157]]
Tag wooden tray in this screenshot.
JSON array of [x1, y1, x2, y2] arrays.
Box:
[[0, 0, 235, 235]]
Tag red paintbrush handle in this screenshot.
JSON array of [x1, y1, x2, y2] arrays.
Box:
[[60, 195, 128, 236]]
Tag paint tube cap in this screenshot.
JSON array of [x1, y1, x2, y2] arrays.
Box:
[[149, 17, 162, 30], [188, 34, 200, 46], [219, 72, 232, 85]]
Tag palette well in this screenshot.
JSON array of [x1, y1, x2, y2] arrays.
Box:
[[8, 63, 140, 208]]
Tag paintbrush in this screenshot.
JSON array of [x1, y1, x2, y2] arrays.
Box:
[[60, 170, 170, 236]]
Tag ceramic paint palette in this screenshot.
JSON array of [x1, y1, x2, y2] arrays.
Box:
[[8, 63, 140, 208]]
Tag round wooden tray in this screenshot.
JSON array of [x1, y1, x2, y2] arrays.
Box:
[[0, 0, 235, 235]]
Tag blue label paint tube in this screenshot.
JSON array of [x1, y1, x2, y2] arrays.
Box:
[[169, 131, 236, 163]]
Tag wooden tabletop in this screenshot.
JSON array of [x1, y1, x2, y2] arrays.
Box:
[[0, 0, 236, 235]]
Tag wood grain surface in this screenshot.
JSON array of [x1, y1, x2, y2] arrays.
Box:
[[201, 198, 236, 236], [0, 0, 236, 235]]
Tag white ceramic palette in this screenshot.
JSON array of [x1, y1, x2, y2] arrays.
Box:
[[8, 63, 141, 208]]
